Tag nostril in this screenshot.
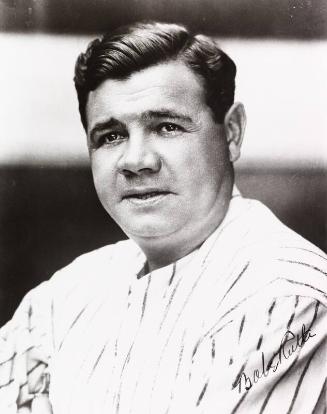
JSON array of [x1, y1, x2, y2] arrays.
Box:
[[121, 166, 158, 178], [118, 148, 162, 176], [121, 168, 136, 178]]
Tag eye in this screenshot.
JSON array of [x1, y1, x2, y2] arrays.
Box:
[[98, 131, 125, 146], [157, 123, 183, 135]]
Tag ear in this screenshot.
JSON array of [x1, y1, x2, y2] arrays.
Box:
[[224, 102, 246, 163]]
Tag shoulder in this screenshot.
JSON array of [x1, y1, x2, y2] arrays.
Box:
[[213, 199, 327, 410], [235, 195, 325, 252], [223, 196, 327, 307], [1, 238, 142, 350], [44, 238, 143, 294], [0, 238, 143, 409]]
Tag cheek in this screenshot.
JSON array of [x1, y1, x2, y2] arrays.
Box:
[[91, 152, 116, 177], [179, 139, 228, 187], [91, 157, 116, 198]]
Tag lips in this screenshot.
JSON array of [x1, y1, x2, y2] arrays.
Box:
[[121, 189, 171, 206], [122, 189, 170, 200], [126, 192, 166, 200]]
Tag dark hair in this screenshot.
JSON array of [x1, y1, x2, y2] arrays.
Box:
[[74, 22, 236, 129]]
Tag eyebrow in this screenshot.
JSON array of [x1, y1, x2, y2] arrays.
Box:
[[141, 110, 193, 123], [89, 118, 123, 142]]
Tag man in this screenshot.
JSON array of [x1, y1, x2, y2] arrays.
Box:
[[0, 22, 326, 413]]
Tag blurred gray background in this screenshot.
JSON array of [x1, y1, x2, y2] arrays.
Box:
[[0, 0, 326, 325]]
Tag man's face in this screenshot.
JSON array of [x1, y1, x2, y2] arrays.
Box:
[[86, 60, 234, 256]]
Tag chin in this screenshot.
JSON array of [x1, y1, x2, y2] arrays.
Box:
[[127, 226, 172, 240], [113, 210, 177, 237], [122, 220, 178, 240]]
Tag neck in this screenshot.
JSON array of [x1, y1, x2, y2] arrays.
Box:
[[145, 244, 199, 272]]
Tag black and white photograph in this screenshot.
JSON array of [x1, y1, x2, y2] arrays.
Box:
[[0, 1, 326, 412]]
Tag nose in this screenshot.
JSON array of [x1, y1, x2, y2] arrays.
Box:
[[117, 134, 161, 177]]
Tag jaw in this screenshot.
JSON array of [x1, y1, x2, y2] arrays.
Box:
[[102, 172, 234, 272], [127, 198, 232, 272]]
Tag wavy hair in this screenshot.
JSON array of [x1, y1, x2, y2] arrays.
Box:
[[74, 22, 236, 129]]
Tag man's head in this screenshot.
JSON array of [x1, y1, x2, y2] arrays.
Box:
[[74, 22, 237, 130], [74, 22, 246, 270]]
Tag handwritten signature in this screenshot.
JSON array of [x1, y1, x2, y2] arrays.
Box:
[[233, 323, 316, 394]]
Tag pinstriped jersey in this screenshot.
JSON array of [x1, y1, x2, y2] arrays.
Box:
[[0, 194, 326, 413]]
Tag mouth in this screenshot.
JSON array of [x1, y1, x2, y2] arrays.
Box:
[[122, 190, 171, 205]]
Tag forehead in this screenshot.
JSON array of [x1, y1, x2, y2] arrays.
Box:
[[86, 60, 207, 129]]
